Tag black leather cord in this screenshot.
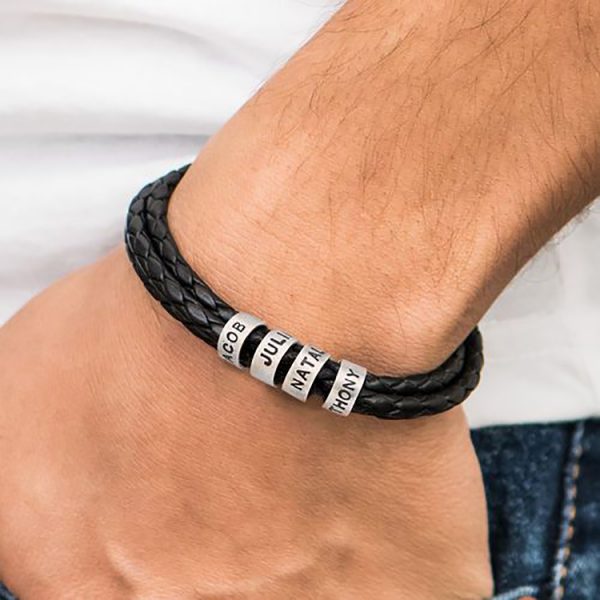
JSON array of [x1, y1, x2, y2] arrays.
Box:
[[125, 166, 484, 419]]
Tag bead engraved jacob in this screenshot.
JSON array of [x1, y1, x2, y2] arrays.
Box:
[[250, 329, 298, 386], [322, 360, 367, 417], [217, 312, 265, 368]]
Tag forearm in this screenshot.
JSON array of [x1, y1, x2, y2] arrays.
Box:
[[6, 1, 599, 598], [170, 0, 600, 374]]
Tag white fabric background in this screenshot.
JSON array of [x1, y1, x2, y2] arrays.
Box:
[[1, 0, 598, 428]]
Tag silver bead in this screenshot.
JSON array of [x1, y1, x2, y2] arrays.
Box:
[[281, 344, 330, 402], [250, 329, 298, 387], [217, 312, 265, 369], [322, 359, 367, 417]]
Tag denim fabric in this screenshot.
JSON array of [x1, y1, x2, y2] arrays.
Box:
[[565, 422, 600, 599], [1, 420, 599, 599], [473, 420, 600, 600]]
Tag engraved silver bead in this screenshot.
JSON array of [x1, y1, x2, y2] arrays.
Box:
[[322, 359, 367, 417], [217, 312, 265, 369], [250, 329, 298, 387], [281, 344, 330, 402]]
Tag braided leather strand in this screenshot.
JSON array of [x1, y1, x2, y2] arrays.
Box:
[[125, 167, 484, 419]]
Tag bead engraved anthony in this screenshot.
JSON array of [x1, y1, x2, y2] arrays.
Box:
[[281, 345, 330, 402], [217, 312, 265, 368], [250, 330, 298, 386], [322, 360, 367, 417]]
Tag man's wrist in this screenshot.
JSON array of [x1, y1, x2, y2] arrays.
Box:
[[108, 245, 492, 599], [168, 161, 471, 376]]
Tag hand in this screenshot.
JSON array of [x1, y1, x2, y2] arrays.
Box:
[[3, 0, 599, 597], [0, 249, 491, 599]]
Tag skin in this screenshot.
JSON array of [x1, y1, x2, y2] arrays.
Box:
[[1, 0, 599, 598]]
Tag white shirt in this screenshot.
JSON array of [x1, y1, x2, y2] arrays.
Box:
[[1, 0, 598, 428]]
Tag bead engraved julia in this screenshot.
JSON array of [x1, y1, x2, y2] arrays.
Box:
[[250, 330, 298, 386]]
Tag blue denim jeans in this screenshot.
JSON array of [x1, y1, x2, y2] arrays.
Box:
[[474, 420, 600, 600], [1, 420, 598, 599]]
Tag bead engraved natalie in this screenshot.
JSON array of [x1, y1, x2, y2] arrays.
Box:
[[281, 345, 330, 402], [250, 329, 298, 386], [217, 312, 265, 368], [322, 360, 367, 416]]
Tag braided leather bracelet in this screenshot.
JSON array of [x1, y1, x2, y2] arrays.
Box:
[[125, 166, 484, 420]]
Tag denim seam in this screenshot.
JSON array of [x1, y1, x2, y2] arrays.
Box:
[[492, 584, 540, 600], [548, 421, 585, 600]]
